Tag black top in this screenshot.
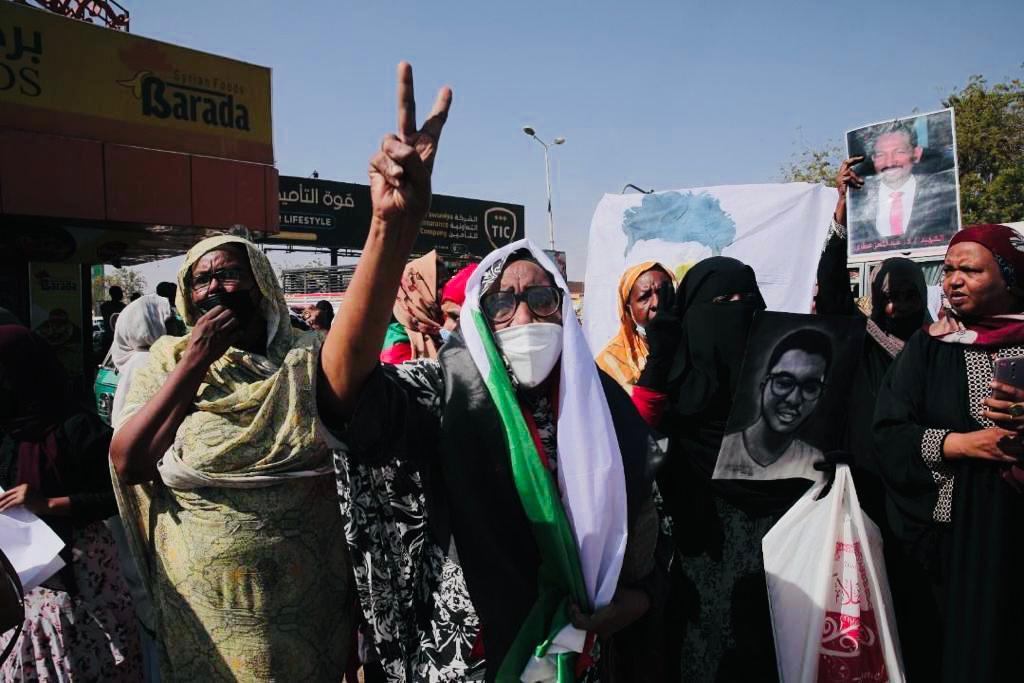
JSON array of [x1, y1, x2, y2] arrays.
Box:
[[815, 230, 891, 500], [0, 411, 116, 591], [874, 332, 1024, 682], [0, 412, 116, 525], [99, 300, 126, 335]]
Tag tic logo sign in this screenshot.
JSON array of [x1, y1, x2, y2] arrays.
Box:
[[485, 207, 519, 249]]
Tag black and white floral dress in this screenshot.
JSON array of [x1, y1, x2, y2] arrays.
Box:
[[331, 357, 665, 682], [332, 360, 483, 682]]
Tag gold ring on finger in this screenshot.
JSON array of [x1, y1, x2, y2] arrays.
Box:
[[1009, 403, 1024, 418]]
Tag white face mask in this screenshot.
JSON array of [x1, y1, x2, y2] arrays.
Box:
[[635, 323, 647, 338], [493, 322, 563, 389]]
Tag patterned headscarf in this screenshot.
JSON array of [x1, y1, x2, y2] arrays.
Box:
[[122, 234, 329, 488], [175, 234, 290, 359], [393, 251, 444, 360]]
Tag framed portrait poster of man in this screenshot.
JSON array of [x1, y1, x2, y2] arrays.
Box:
[[713, 312, 865, 482], [846, 108, 961, 262]]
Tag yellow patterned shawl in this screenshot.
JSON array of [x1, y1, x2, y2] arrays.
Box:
[[115, 235, 350, 681], [596, 261, 674, 392]]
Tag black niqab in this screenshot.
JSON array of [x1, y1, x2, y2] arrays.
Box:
[[669, 257, 765, 417], [870, 258, 931, 341]]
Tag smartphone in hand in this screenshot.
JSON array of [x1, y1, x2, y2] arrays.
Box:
[[993, 357, 1024, 398]]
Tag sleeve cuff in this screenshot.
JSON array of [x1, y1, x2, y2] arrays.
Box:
[[631, 385, 667, 428], [920, 428, 955, 523], [920, 428, 950, 466], [825, 216, 847, 244]]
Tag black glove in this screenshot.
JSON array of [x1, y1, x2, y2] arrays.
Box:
[[636, 280, 683, 393]]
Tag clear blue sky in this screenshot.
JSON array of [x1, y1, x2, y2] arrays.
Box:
[[131, 0, 1023, 281]]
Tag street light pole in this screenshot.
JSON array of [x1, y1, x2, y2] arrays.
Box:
[[542, 143, 554, 252], [522, 126, 564, 252]]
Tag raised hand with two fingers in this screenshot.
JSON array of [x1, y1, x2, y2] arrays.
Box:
[[368, 62, 453, 241]]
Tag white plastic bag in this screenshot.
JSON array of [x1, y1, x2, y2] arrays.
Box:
[[762, 465, 904, 682]]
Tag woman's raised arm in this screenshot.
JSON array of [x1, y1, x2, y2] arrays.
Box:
[[319, 62, 452, 417]]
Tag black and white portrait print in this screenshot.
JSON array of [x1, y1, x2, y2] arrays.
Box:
[[713, 312, 865, 482]]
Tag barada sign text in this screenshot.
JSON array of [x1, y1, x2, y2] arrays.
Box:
[[118, 70, 251, 130]]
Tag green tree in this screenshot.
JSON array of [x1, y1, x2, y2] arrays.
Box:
[[781, 70, 1024, 223], [780, 141, 844, 186], [942, 73, 1024, 224], [91, 267, 148, 313]]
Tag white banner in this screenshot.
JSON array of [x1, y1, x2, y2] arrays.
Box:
[[583, 182, 835, 354]]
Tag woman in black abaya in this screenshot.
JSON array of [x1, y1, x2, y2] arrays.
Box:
[[874, 223, 1024, 683], [637, 257, 810, 681], [815, 156, 938, 679]]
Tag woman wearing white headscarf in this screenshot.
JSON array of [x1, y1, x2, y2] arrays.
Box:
[[107, 293, 178, 683], [320, 63, 661, 682], [110, 294, 174, 427]]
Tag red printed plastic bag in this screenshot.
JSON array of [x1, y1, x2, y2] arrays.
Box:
[[762, 465, 904, 682]]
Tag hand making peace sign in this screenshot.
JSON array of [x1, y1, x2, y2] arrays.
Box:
[[369, 62, 453, 235]]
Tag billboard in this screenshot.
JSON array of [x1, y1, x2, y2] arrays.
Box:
[[0, 2, 273, 164], [269, 176, 525, 258]]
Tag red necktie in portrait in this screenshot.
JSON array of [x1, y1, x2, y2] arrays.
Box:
[[889, 191, 904, 236]]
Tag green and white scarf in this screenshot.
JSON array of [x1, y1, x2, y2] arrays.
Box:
[[461, 239, 629, 682]]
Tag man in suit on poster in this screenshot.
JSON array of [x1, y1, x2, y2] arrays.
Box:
[[848, 120, 958, 252]]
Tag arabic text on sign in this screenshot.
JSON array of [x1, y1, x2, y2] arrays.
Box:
[[322, 191, 355, 209], [0, 26, 43, 63]]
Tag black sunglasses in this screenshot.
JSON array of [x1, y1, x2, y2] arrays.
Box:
[[481, 285, 562, 324]]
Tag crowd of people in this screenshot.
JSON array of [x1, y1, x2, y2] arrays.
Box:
[[0, 62, 1021, 683]]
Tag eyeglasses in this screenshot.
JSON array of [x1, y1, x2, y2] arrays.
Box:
[[766, 372, 826, 401], [190, 268, 245, 292], [481, 285, 562, 324]]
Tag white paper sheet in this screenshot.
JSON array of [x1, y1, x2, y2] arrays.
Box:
[[0, 487, 66, 591]]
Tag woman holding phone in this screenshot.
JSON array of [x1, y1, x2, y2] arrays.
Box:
[[874, 224, 1024, 682]]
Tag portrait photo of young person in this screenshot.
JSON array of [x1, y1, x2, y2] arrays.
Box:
[[713, 312, 865, 482]]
